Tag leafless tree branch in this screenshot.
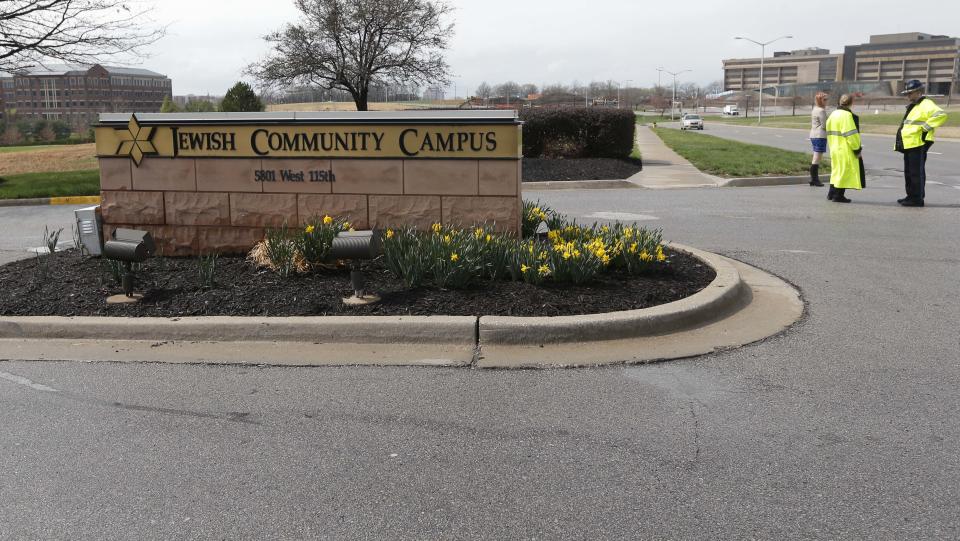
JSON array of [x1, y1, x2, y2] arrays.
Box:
[[247, 0, 453, 111]]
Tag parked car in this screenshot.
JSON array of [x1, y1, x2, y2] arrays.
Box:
[[681, 114, 704, 130]]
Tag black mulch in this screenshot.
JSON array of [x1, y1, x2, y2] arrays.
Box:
[[522, 158, 643, 182], [0, 249, 715, 318]]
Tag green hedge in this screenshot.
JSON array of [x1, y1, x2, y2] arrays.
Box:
[[520, 108, 636, 159]]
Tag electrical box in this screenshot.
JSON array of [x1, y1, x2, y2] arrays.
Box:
[[74, 206, 103, 256]]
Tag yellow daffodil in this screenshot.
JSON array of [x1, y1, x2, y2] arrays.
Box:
[[432, 223, 442, 234], [485, 234, 492, 243], [386, 229, 395, 239], [323, 215, 333, 225], [521, 264, 530, 273], [443, 234, 452, 244], [450, 253, 460, 262], [305, 225, 315, 234], [563, 251, 572, 260], [538, 264, 551, 276], [640, 251, 652, 262], [474, 228, 484, 239], [657, 252, 667, 262]]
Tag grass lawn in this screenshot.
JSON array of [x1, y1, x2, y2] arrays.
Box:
[[0, 169, 100, 199], [0, 144, 63, 154], [709, 109, 959, 138], [652, 127, 827, 178]]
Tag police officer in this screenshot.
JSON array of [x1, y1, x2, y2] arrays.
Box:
[[895, 80, 948, 207]]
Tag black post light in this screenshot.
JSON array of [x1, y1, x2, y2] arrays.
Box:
[[102, 228, 155, 304], [329, 230, 383, 306]]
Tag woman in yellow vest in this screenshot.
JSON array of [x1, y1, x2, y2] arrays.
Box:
[[825, 94, 864, 203]]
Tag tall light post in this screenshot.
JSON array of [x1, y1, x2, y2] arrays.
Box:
[[734, 35, 793, 125], [623, 79, 633, 109], [661, 68, 692, 120]]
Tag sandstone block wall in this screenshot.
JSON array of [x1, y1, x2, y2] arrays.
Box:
[[100, 157, 521, 256]]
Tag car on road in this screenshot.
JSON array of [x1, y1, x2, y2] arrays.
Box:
[[681, 114, 704, 130]]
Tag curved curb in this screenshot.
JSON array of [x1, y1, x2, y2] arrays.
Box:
[[478, 244, 748, 345], [720, 176, 809, 188], [0, 196, 100, 207]]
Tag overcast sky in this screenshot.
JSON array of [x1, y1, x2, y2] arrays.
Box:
[[140, 0, 958, 97]]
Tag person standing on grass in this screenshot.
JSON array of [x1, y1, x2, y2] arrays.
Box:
[[895, 79, 948, 207], [825, 94, 864, 203], [808, 91, 829, 187]]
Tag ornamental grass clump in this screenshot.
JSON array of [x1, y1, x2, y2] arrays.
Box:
[[259, 224, 301, 278]]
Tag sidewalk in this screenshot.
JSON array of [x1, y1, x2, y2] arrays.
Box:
[[629, 127, 720, 189]]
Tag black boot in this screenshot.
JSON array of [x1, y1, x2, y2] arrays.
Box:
[[810, 164, 824, 186], [827, 185, 836, 200], [833, 188, 851, 203]]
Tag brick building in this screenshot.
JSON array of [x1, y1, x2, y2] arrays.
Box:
[[0, 64, 172, 128]]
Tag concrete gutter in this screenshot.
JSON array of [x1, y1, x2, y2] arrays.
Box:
[[478, 244, 747, 345], [719, 176, 809, 188], [0, 196, 101, 207], [0, 315, 477, 345], [522, 180, 640, 190]]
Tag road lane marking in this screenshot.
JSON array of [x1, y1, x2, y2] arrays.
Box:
[[584, 212, 660, 221], [929, 152, 943, 155], [0, 371, 59, 393]]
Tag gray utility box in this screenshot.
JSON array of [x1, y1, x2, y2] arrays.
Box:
[[74, 206, 103, 256]]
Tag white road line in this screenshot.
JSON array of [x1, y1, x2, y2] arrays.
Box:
[[0, 371, 59, 393], [929, 152, 943, 155], [928, 181, 945, 186], [584, 212, 660, 221]]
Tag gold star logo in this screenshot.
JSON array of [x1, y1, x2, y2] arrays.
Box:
[[114, 114, 157, 166]]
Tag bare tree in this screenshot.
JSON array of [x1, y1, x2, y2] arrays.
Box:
[[474, 81, 492, 99], [494, 81, 520, 99], [0, 0, 165, 72], [248, 0, 454, 111]]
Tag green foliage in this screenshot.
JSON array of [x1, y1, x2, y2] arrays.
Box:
[[197, 253, 219, 289], [0, 169, 100, 200], [160, 95, 180, 113], [264, 225, 298, 278], [43, 226, 63, 255], [297, 215, 352, 265], [381, 224, 488, 289], [522, 199, 572, 238], [220, 82, 265, 112], [104, 258, 124, 286]]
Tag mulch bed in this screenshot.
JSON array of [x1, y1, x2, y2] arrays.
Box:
[[0, 249, 714, 318], [522, 158, 643, 182]]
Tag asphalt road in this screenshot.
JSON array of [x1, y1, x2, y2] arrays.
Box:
[[0, 204, 85, 265], [697, 121, 960, 187], [1, 182, 959, 538]]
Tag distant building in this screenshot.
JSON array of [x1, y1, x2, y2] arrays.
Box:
[[423, 85, 445, 101], [1, 64, 172, 128], [722, 33, 960, 96]]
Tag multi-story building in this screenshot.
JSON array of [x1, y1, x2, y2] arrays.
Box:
[[843, 33, 960, 95], [722, 32, 960, 96], [723, 48, 844, 92], [2, 64, 172, 128]]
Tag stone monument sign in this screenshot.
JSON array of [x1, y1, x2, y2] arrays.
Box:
[[95, 111, 522, 256]]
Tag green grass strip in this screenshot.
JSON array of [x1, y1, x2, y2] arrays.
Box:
[[652, 128, 827, 178], [0, 169, 100, 200]]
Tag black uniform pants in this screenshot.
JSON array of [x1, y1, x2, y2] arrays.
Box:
[[903, 147, 928, 201]]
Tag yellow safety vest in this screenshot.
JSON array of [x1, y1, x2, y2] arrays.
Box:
[[898, 97, 948, 150], [826, 109, 862, 190]]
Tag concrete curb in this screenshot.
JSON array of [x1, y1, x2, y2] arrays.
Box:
[[0, 245, 749, 353], [719, 176, 810, 188], [522, 180, 640, 190], [0, 315, 478, 345], [0, 196, 100, 207], [478, 244, 748, 345]]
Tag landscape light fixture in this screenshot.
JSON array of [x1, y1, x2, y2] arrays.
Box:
[[102, 228, 155, 304], [329, 230, 383, 306], [734, 35, 793, 125]]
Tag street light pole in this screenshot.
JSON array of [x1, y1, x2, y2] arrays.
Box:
[[660, 68, 692, 120], [624, 79, 633, 109], [734, 35, 793, 125]]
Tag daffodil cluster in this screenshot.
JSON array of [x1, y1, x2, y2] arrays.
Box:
[[297, 214, 352, 266]]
